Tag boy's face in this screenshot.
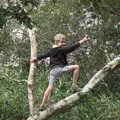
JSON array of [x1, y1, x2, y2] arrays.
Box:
[[58, 37, 66, 46]]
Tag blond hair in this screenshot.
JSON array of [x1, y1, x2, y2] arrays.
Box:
[[54, 33, 66, 44]]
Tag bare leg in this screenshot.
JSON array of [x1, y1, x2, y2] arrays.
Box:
[[41, 84, 53, 106], [72, 65, 80, 87], [68, 65, 80, 88]]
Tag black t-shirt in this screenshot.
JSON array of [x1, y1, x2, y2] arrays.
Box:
[[37, 42, 80, 68]]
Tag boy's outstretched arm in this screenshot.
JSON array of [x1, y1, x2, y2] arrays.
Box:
[[61, 34, 90, 54], [30, 50, 50, 63]]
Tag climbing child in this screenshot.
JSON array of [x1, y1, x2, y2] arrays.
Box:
[[30, 33, 90, 107]]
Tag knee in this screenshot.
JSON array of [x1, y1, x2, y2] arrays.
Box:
[[74, 65, 80, 70]]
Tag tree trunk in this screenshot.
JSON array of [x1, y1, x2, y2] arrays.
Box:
[[27, 28, 37, 115], [27, 56, 120, 120]]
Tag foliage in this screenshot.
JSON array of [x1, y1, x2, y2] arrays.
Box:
[[0, 0, 40, 28], [0, 67, 29, 120], [0, 0, 120, 120]]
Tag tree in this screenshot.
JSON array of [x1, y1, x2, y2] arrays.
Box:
[[0, 0, 120, 119]]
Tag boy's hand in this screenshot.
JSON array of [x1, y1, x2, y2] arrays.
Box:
[[83, 34, 90, 42], [79, 34, 90, 44], [30, 58, 37, 63]]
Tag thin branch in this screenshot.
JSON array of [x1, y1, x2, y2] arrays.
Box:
[[27, 28, 37, 115]]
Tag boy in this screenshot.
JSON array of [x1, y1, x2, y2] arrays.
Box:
[[31, 33, 90, 107]]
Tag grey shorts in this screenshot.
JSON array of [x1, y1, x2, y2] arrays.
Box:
[[48, 66, 71, 85]]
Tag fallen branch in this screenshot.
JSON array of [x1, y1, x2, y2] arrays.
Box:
[[27, 56, 120, 120]]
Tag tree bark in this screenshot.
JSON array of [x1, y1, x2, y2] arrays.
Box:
[[27, 28, 37, 115], [27, 56, 120, 120]]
